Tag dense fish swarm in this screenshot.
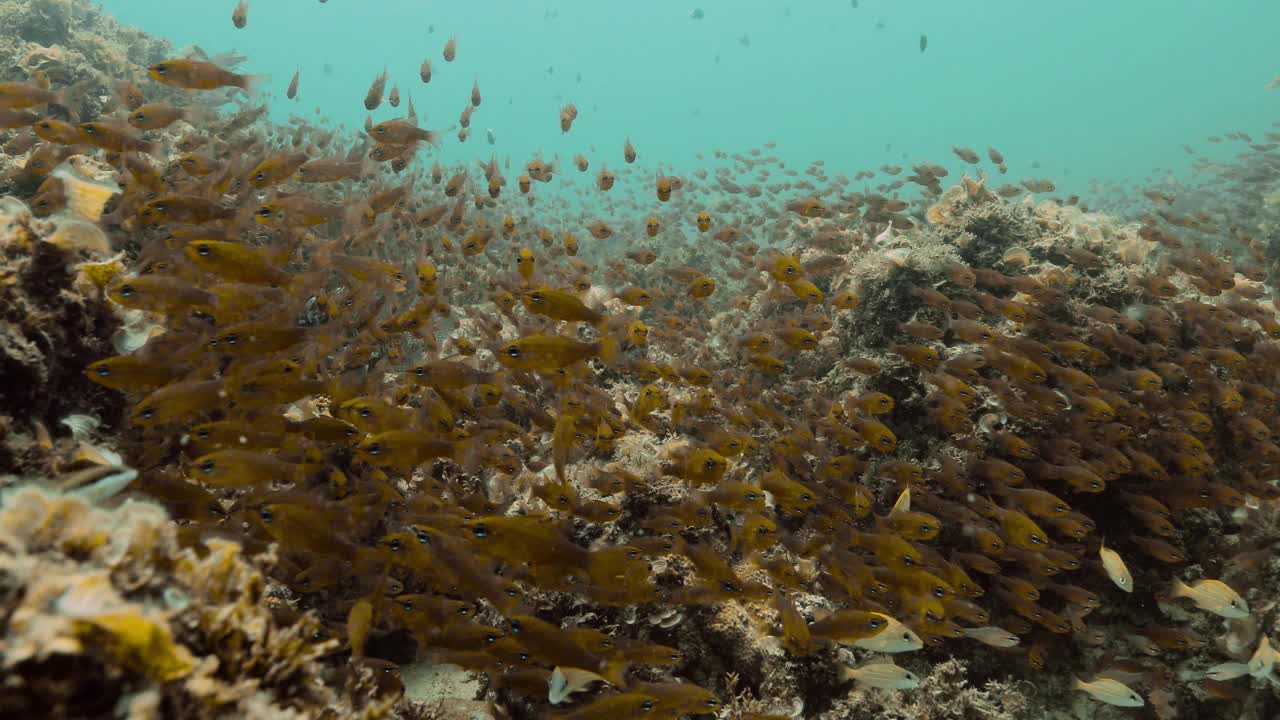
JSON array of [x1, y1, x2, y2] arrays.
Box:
[[1, 1, 1280, 719]]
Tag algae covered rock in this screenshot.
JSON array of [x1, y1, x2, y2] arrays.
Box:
[[0, 485, 400, 719]]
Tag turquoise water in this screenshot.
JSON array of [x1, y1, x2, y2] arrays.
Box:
[[103, 1, 1279, 198]]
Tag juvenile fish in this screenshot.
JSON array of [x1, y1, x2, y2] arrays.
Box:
[[841, 663, 920, 690], [1099, 540, 1133, 592], [961, 626, 1021, 648], [1073, 677, 1144, 707], [1169, 578, 1249, 618], [149, 58, 261, 92]]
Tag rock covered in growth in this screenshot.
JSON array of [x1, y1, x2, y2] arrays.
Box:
[[0, 199, 122, 478], [0, 486, 398, 719], [817, 658, 1031, 720]]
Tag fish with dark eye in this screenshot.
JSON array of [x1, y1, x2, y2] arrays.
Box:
[[498, 335, 615, 371], [248, 152, 309, 187], [85, 356, 186, 393], [559, 693, 660, 720], [521, 286, 605, 325], [1132, 536, 1186, 563], [879, 510, 941, 541], [369, 119, 443, 146], [992, 507, 1049, 550], [108, 275, 216, 314], [1073, 677, 1144, 708], [127, 102, 204, 131], [808, 607, 890, 640], [137, 194, 236, 225], [1169, 578, 1249, 618], [33, 117, 81, 145], [356, 430, 459, 469], [408, 361, 500, 390], [78, 122, 153, 153], [210, 304, 310, 347], [131, 379, 225, 427], [29, 176, 65, 216], [184, 241, 294, 290], [149, 58, 260, 92], [254, 196, 344, 227], [187, 449, 313, 488]]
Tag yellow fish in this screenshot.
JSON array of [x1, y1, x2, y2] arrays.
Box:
[[1072, 677, 1143, 707], [840, 662, 920, 690], [1169, 578, 1249, 618], [498, 335, 615, 371], [852, 613, 923, 653], [1098, 540, 1133, 593]]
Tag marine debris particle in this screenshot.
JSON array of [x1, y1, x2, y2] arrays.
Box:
[[0, 1, 1277, 718]]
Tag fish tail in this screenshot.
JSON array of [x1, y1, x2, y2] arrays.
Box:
[[416, 127, 443, 147], [596, 336, 617, 365], [53, 79, 93, 112], [236, 73, 270, 96], [598, 658, 629, 688]]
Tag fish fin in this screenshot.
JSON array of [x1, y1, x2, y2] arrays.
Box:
[[417, 128, 443, 147], [237, 73, 271, 97], [596, 336, 617, 365], [598, 658, 629, 688]]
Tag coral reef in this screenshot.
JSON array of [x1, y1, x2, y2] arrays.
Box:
[[817, 659, 1030, 720], [0, 199, 122, 479], [0, 0, 1278, 718], [0, 485, 400, 719]]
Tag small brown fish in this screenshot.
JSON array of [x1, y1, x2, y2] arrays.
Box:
[[419, 58, 432, 83], [0, 80, 70, 110], [232, 0, 248, 28], [369, 119, 441, 146], [113, 80, 146, 111], [286, 68, 300, 100], [443, 35, 457, 62], [78, 122, 152, 153], [128, 103, 198, 131], [364, 68, 388, 110], [149, 59, 260, 92]]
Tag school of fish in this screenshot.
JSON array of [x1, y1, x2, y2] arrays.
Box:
[[5, 4, 1280, 717]]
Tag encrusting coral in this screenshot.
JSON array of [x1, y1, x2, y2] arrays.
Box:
[[0, 196, 123, 480], [0, 484, 403, 719]]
